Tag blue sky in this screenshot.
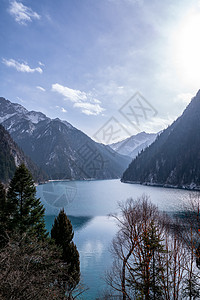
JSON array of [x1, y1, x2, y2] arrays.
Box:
[[1, 0, 200, 143]]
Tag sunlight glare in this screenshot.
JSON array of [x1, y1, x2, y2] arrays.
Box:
[[174, 10, 200, 86]]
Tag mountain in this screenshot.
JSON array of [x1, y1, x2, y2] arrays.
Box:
[[109, 132, 158, 159], [122, 90, 200, 189], [0, 124, 45, 183], [0, 97, 131, 180]]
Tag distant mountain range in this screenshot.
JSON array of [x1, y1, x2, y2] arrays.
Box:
[[122, 90, 200, 189], [0, 124, 45, 183], [109, 132, 158, 159], [0, 97, 131, 180]]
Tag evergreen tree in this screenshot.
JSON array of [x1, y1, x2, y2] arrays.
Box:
[[146, 221, 166, 299], [0, 181, 6, 220], [0, 125, 16, 183], [127, 220, 166, 299], [0, 181, 8, 246], [51, 209, 80, 291], [6, 164, 47, 239]]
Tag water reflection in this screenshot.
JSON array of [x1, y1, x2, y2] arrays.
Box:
[[69, 215, 93, 231], [45, 215, 93, 233], [44, 214, 117, 299], [39, 180, 200, 299], [74, 216, 117, 299]]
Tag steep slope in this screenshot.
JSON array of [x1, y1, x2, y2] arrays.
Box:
[[122, 90, 200, 189], [109, 132, 158, 159], [0, 124, 45, 183], [0, 97, 131, 180]]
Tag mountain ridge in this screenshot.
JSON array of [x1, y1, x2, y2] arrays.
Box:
[[121, 90, 200, 189], [0, 97, 131, 180]]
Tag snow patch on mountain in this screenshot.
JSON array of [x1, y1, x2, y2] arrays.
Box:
[[109, 132, 158, 159], [26, 111, 47, 124], [0, 113, 16, 123]]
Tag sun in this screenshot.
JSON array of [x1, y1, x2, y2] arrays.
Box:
[[173, 9, 200, 86]]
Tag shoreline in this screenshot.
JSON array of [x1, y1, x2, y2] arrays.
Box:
[[121, 180, 200, 192], [35, 177, 119, 186]]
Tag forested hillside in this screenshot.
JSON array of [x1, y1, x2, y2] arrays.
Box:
[[122, 91, 200, 189]]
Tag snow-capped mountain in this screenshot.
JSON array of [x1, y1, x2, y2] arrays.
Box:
[[0, 97, 131, 180], [109, 132, 158, 159]]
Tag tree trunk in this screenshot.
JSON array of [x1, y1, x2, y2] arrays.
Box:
[[122, 244, 134, 300]]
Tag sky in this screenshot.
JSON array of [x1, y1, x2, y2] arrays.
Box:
[[1, 0, 200, 144]]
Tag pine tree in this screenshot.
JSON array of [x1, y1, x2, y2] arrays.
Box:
[[0, 181, 8, 246], [6, 164, 47, 239], [148, 221, 166, 299], [51, 209, 80, 291], [129, 220, 166, 299], [0, 181, 6, 220]]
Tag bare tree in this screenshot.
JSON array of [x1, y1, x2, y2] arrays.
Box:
[[106, 196, 168, 299], [0, 233, 84, 300], [106, 195, 194, 300], [160, 225, 187, 300], [176, 193, 200, 299]]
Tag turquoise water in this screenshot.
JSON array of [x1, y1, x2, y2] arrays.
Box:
[[37, 179, 197, 299], [45, 215, 116, 299]]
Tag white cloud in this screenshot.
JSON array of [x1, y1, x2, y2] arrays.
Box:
[[174, 93, 193, 104], [8, 1, 40, 25], [52, 83, 105, 115], [36, 86, 46, 92], [74, 102, 105, 116], [38, 61, 45, 66], [140, 116, 174, 133], [93, 98, 101, 104], [52, 83, 87, 102], [2, 58, 43, 73], [56, 106, 67, 113]]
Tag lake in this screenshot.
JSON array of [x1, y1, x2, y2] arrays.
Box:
[[36, 179, 198, 299]]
